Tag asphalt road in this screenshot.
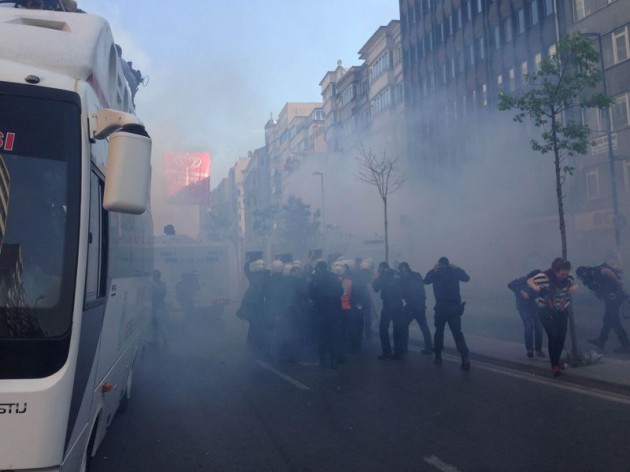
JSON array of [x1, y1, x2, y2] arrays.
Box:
[[91, 315, 630, 472]]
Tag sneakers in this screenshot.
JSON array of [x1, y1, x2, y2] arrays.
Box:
[[536, 351, 546, 358], [552, 366, 562, 377], [613, 345, 630, 354], [461, 358, 471, 371], [588, 338, 605, 350], [527, 351, 534, 358], [433, 355, 443, 366]]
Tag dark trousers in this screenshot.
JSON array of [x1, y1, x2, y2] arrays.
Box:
[[517, 301, 543, 352], [538, 308, 569, 368], [317, 310, 343, 366], [597, 296, 630, 347], [434, 310, 469, 357], [379, 308, 407, 356], [348, 307, 365, 352], [405, 306, 433, 350]]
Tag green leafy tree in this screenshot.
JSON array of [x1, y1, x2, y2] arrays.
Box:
[[205, 201, 236, 242], [498, 33, 612, 260], [356, 145, 406, 263], [276, 196, 320, 259]]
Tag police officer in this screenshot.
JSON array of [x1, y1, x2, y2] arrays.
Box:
[[373, 262, 406, 360], [399, 262, 433, 355], [424, 257, 471, 370], [308, 261, 344, 368]]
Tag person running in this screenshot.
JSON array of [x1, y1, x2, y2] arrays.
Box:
[[528, 258, 577, 377]]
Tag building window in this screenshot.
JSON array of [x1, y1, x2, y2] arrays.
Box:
[[546, 0, 554, 16], [458, 52, 465, 72], [534, 53, 542, 71], [448, 15, 454, 36], [457, 8, 463, 28], [342, 85, 354, 107], [440, 22, 445, 42], [584, 107, 604, 133], [371, 51, 391, 82], [469, 43, 476, 66], [530, 0, 540, 25], [624, 161, 630, 192], [482, 83, 488, 106], [517, 9, 525, 33], [497, 74, 503, 88], [478, 37, 486, 59], [504, 17, 513, 42], [612, 26, 629, 64], [586, 169, 600, 200], [451, 58, 456, 78], [521, 61, 528, 82], [509, 68, 516, 91], [611, 93, 630, 130], [573, 0, 586, 19], [442, 63, 448, 84], [467, 0, 473, 21], [494, 25, 501, 49], [477, 0, 483, 14], [549, 44, 557, 56]]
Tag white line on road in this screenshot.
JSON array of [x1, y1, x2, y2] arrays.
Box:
[[255, 360, 311, 391], [423, 455, 461, 472], [409, 347, 630, 406]]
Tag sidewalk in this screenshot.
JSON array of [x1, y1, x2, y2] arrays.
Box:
[[408, 326, 630, 395]]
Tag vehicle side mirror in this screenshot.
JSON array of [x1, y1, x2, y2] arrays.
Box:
[[103, 124, 152, 214]]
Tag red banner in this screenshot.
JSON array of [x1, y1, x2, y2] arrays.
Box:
[[163, 152, 211, 205]]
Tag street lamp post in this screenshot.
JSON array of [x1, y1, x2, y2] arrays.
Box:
[[312, 171, 326, 233], [584, 32, 622, 256]]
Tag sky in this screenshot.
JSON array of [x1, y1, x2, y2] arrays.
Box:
[[80, 0, 401, 185]]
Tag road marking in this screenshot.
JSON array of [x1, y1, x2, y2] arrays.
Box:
[[423, 455, 461, 472], [409, 347, 630, 406], [255, 360, 311, 391]]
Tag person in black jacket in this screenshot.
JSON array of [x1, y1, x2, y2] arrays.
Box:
[[424, 257, 471, 370], [373, 262, 406, 360], [308, 261, 344, 368], [508, 270, 545, 358], [577, 263, 630, 353], [399, 262, 432, 355]]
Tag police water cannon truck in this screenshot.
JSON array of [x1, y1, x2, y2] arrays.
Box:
[[0, 4, 153, 471]]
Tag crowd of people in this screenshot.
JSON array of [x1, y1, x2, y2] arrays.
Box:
[[236, 255, 472, 371], [236, 253, 630, 378]]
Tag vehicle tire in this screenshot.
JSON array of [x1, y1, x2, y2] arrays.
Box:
[[118, 367, 133, 413]]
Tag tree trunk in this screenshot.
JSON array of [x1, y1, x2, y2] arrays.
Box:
[[383, 196, 389, 264], [552, 119, 578, 358]]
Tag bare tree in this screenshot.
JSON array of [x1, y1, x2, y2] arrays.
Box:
[[355, 145, 406, 263]]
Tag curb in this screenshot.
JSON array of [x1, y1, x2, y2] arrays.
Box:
[[407, 337, 630, 397]]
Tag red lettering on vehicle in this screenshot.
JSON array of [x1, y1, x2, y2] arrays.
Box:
[[0, 132, 16, 151], [4, 132, 15, 151]]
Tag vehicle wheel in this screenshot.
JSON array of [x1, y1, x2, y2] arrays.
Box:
[[118, 367, 133, 413]]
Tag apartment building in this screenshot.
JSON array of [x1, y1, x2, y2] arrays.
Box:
[[561, 0, 630, 259], [400, 0, 558, 178]]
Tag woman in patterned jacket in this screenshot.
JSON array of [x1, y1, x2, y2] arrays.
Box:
[[527, 258, 578, 377]]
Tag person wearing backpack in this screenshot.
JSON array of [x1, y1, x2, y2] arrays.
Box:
[[576, 263, 630, 353], [508, 270, 545, 359]]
